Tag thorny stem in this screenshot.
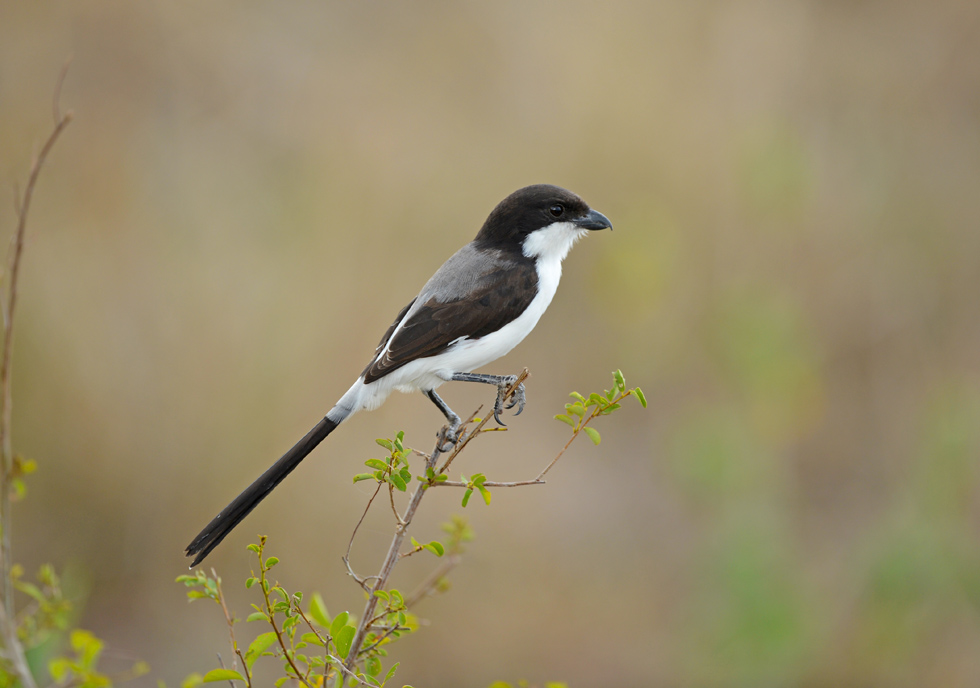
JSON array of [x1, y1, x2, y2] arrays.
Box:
[[0, 60, 72, 688]]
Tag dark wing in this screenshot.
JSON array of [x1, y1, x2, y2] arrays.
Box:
[[361, 262, 537, 384]]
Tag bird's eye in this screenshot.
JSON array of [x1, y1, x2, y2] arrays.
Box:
[[549, 204, 564, 217]]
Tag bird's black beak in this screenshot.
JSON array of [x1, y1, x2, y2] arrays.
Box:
[[574, 208, 613, 231]]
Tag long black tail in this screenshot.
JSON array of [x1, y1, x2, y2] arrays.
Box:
[[185, 416, 339, 567]]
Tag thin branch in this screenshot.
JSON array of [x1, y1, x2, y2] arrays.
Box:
[[0, 60, 73, 688], [431, 479, 545, 488], [52, 59, 72, 124], [387, 484, 404, 526], [214, 654, 237, 688], [214, 569, 250, 688], [259, 568, 313, 688], [356, 622, 404, 658], [403, 554, 462, 609], [534, 430, 579, 481], [534, 388, 636, 481], [342, 482, 383, 591]]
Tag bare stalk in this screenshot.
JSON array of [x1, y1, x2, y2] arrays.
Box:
[[0, 61, 72, 688]]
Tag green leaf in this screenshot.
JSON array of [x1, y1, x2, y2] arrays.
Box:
[[567, 402, 586, 416], [389, 473, 407, 491], [309, 593, 330, 627], [70, 629, 103, 666], [246, 611, 269, 622], [584, 426, 601, 445], [335, 624, 356, 659], [275, 677, 288, 688], [365, 656, 382, 677], [424, 541, 445, 557], [48, 658, 71, 682], [554, 414, 575, 427], [330, 611, 350, 639], [375, 438, 394, 451], [202, 668, 245, 682], [599, 403, 622, 415], [353, 473, 376, 484], [569, 391, 586, 402], [265, 556, 279, 568], [245, 631, 277, 669], [399, 466, 412, 482], [365, 459, 388, 471], [374, 590, 390, 602], [613, 369, 626, 392], [245, 577, 256, 589], [461, 488, 473, 507], [247, 543, 261, 553], [16, 581, 44, 602], [634, 386, 647, 408], [301, 632, 325, 646], [384, 662, 400, 685]]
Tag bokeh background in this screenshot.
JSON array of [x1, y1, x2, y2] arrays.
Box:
[[2, 1, 979, 686]]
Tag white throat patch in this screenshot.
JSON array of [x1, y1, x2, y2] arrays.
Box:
[[522, 222, 589, 262]]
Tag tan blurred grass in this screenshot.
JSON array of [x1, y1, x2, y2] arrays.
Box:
[[1, 1, 979, 686]]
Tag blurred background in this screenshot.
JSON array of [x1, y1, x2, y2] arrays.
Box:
[[2, 1, 979, 686]]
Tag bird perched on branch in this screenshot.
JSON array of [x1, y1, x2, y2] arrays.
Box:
[[186, 184, 612, 566]]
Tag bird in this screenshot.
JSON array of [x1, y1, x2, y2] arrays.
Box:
[[185, 184, 612, 566]]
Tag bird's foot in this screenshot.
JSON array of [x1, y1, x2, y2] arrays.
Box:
[[436, 420, 461, 453], [493, 376, 526, 426]]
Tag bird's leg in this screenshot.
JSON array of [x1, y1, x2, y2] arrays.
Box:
[[426, 389, 462, 451], [450, 372, 526, 426]]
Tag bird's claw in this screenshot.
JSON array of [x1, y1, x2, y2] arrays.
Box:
[[436, 422, 461, 453], [493, 378, 526, 426]]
